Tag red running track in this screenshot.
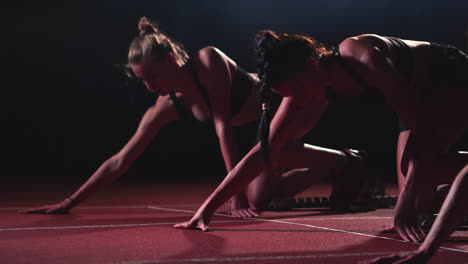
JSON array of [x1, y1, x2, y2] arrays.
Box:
[[1, 179, 467, 264]]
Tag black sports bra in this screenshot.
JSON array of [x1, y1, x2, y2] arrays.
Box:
[[169, 61, 255, 122]]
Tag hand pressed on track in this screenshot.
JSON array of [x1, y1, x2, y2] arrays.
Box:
[[174, 214, 210, 232], [18, 198, 74, 214], [228, 193, 259, 218], [394, 190, 426, 242]]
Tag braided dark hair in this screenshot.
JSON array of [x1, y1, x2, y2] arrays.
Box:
[[255, 30, 327, 166], [128, 17, 189, 66]]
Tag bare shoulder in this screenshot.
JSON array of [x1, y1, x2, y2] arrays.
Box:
[[198, 46, 237, 67], [194, 46, 237, 78], [339, 34, 391, 59]]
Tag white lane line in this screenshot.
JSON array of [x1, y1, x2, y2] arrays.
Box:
[[0, 204, 202, 210], [147, 206, 234, 219], [253, 218, 468, 254], [281, 216, 393, 221], [147, 206, 200, 214], [0, 220, 248, 232], [153, 206, 468, 254], [113, 252, 399, 264]]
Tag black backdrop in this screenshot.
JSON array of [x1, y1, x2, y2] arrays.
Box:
[[2, 0, 467, 185]]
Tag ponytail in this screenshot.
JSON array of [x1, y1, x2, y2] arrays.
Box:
[[257, 102, 273, 169], [128, 16, 189, 66]]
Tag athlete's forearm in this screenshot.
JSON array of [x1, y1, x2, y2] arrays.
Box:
[[217, 126, 248, 200], [68, 155, 129, 204], [198, 145, 265, 215]]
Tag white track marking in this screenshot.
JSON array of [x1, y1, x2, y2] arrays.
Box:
[[0, 220, 248, 232], [0, 204, 202, 210], [154, 206, 468, 254], [113, 252, 404, 264], [147, 206, 201, 214], [4, 205, 467, 254], [281, 216, 393, 221], [148, 206, 236, 219]]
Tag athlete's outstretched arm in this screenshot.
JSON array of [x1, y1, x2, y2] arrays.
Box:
[[174, 95, 326, 230], [19, 96, 179, 214]]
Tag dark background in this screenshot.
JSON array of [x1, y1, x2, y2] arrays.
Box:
[[2, 0, 468, 186]]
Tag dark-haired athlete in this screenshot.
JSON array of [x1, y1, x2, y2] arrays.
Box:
[[19, 18, 363, 217], [175, 31, 468, 263]]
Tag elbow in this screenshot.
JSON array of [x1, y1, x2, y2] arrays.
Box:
[[214, 121, 230, 140], [107, 154, 129, 174], [215, 126, 226, 139]]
